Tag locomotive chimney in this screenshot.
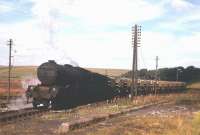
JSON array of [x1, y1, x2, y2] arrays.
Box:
[[48, 60, 56, 63]]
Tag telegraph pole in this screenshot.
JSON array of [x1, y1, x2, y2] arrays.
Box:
[[7, 39, 13, 103], [176, 69, 181, 81], [155, 56, 159, 95], [131, 24, 141, 99], [155, 56, 159, 81], [176, 69, 178, 81]]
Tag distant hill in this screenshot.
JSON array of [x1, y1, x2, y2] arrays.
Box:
[[0, 66, 6, 69], [86, 68, 128, 78], [0, 66, 37, 80]]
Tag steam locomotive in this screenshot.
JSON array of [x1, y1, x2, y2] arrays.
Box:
[[26, 60, 117, 109], [26, 60, 186, 109]]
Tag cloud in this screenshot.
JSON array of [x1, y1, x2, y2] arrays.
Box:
[[140, 32, 200, 69], [170, 0, 194, 11], [0, 2, 13, 13], [155, 0, 200, 33], [0, 0, 200, 70], [29, 0, 164, 26], [0, 0, 164, 66], [67, 0, 164, 25]]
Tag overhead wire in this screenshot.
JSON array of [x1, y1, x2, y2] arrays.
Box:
[[139, 47, 148, 70]]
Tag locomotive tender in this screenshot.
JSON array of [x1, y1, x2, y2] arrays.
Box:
[[26, 60, 186, 109]]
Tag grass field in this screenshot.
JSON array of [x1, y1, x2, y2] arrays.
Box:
[[87, 90, 200, 135], [0, 66, 37, 80], [83, 112, 200, 135], [67, 90, 200, 135]]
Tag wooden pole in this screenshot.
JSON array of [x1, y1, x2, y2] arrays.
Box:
[[7, 39, 13, 103]]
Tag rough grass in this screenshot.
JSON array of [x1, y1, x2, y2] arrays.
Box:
[[41, 95, 172, 121], [83, 91, 200, 135], [5, 114, 197, 135], [0, 94, 176, 135], [187, 82, 200, 89], [175, 90, 200, 108], [85, 114, 199, 135], [67, 91, 200, 135], [192, 112, 200, 134], [2, 114, 199, 135], [1, 91, 200, 135]]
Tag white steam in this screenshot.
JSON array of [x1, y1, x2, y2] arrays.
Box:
[[7, 76, 40, 110], [21, 75, 40, 89]]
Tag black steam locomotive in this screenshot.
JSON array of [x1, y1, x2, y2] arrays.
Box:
[[26, 60, 118, 109]]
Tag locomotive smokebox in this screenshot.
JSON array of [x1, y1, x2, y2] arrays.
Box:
[[37, 60, 58, 85], [37, 60, 79, 86]]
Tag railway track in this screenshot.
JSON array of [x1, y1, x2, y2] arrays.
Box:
[[0, 107, 48, 123], [0, 100, 111, 124]]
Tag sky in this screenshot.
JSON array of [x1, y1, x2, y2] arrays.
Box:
[[0, 0, 200, 69]]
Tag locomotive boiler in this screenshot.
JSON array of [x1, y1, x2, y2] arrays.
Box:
[[26, 60, 117, 109]]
